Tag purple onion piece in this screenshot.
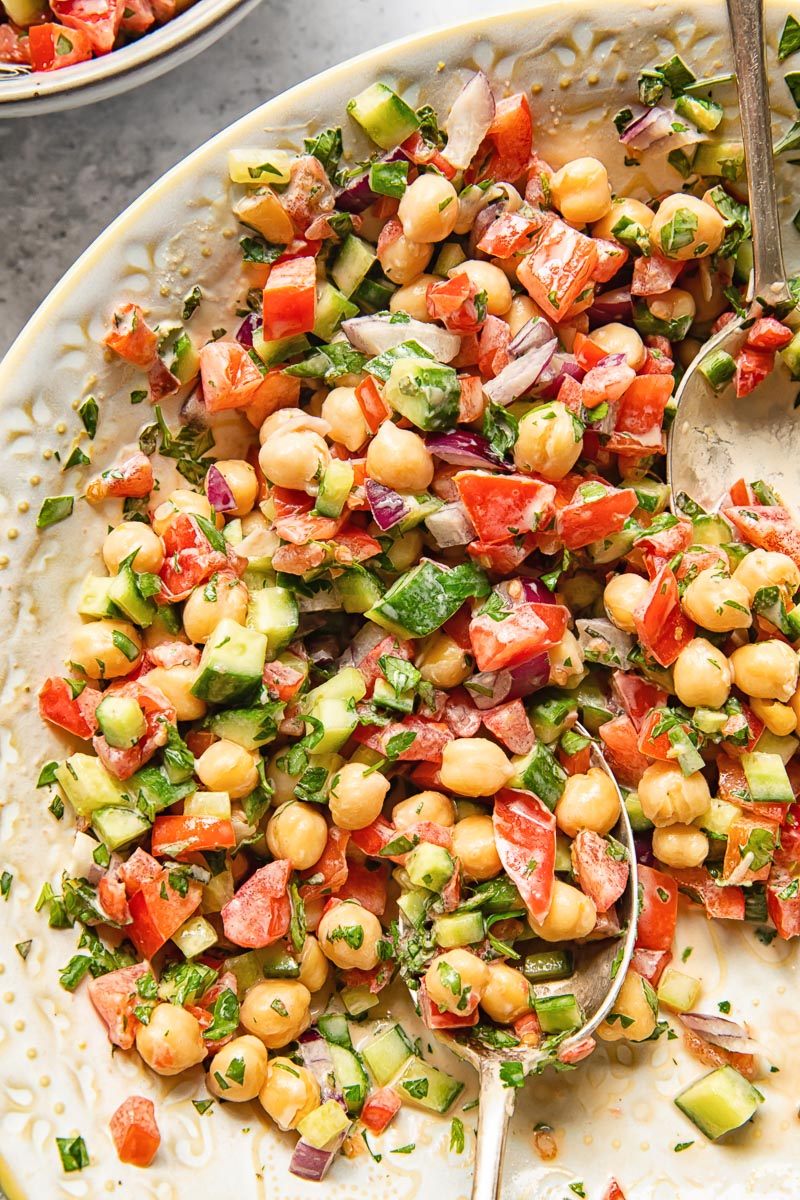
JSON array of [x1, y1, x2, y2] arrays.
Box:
[[634, 832, 655, 867], [205, 464, 238, 512], [468, 201, 502, 258], [442, 69, 496, 170], [483, 338, 558, 407], [679, 1012, 764, 1055], [336, 146, 411, 213], [289, 1129, 349, 1182], [425, 430, 509, 470], [508, 316, 555, 359], [534, 354, 584, 400], [619, 103, 705, 153], [342, 314, 461, 363], [179, 386, 210, 428], [464, 669, 512, 710], [235, 311, 261, 348], [340, 622, 387, 668], [518, 577, 556, 605], [506, 653, 550, 700], [588, 288, 633, 325], [365, 478, 412, 531]]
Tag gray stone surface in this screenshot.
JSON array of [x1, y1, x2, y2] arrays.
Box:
[[0, 0, 509, 356]]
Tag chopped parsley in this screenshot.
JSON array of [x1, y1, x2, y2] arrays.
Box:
[[37, 495, 74, 529], [449, 1117, 465, 1153], [499, 1061, 525, 1089], [55, 1135, 89, 1172]]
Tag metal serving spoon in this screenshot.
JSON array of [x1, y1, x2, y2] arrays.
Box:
[[402, 728, 638, 1200], [668, 0, 799, 514]]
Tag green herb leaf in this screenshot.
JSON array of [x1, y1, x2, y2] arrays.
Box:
[[182, 286, 202, 321], [328, 923, 364, 950], [385, 730, 417, 759], [449, 1117, 465, 1153], [240, 236, 286, 264], [37, 496, 74, 529], [304, 126, 343, 179], [482, 401, 519, 459], [56, 1135, 89, 1172], [204, 988, 240, 1041], [780, 14, 800, 60], [499, 1061, 525, 1089], [63, 447, 90, 470], [369, 159, 409, 198], [78, 397, 99, 438], [192, 1098, 214, 1115]]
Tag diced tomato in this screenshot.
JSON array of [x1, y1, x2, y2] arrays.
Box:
[[355, 375, 391, 434], [418, 979, 479, 1029], [735, 345, 774, 398], [557, 740, 592, 776], [558, 1035, 596, 1065], [557, 373, 583, 414], [517, 217, 598, 322], [630, 254, 683, 296], [151, 815, 236, 858], [400, 131, 456, 179], [87, 962, 151, 1050], [355, 634, 413, 694], [157, 514, 235, 604], [28, 22, 92, 69], [221, 859, 291, 949], [445, 687, 482, 737], [571, 830, 629, 912], [455, 471, 556, 545], [118, 847, 161, 897], [636, 709, 693, 762], [274, 510, 344, 545], [598, 715, 650, 787], [128, 870, 202, 959], [477, 211, 539, 258], [639, 346, 675, 377], [244, 368, 302, 428], [199, 341, 263, 413], [360, 1087, 402, 1134], [332, 525, 382, 565], [722, 814, 778, 884], [0, 26, 31, 63], [600, 1181, 628, 1200], [51, 0, 123, 53], [109, 1096, 160, 1168], [727, 478, 755, 506], [636, 517, 693, 579], [469, 93, 533, 184], [120, 0, 154, 33], [469, 601, 568, 672], [481, 699, 535, 755], [299, 827, 350, 902], [262, 257, 316, 341], [38, 677, 101, 739], [93, 680, 175, 781], [98, 869, 131, 926], [767, 867, 800, 938], [610, 671, 667, 731], [271, 542, 327, 574], [467, 536, 536, 574], [745, 316, 793, 351], [493, 787, 556, 924], [349, 815, 395, 858], [573, 331, 608, 371], [85, 450, 154, 504], [262, 657, 305, 702], [426, 274, 486, 335], [635, 864, 678, 951], [352, 718, 453, 762], [611, 374, 673, 451], [334, 859, 389, 916], [579, 356, 636, 410], [458, 374, 485, 422], [593, 239, 629, 283], [665, 865, 745, 921], [556, 486, 638, 551], [633, 563, 695, 667], [723, 505, 800, 569], [629, 947, 672, 986], [674, 546, 728, 584], [717, 754, 786, 824]]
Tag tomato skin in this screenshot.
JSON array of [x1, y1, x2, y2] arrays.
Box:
[[631, 253, 683, 296], [734, 345, 774, 398], [481, 699, 535, 755], [299, 827, 349, 903], [50, 0, 123, 53], [467, 536, 536, 574], [633, 563, 695, 667], [273, 510, 344, 545], [128, 871, 203, 959], [717, 754, 786, 824], [598, 714, 650, 787], [469, 93, 533, 184], [262, 257, 317, 340], [477, 211, 539, 258], [355, 375, 390, 434], [0, 26, 31, 63], [635, 864, 678, 951], [493, 787, 556, 923], [469, 602, 567, 671], [455, 471, 556, 545], [636, 709, 693, 762], [28, 22, 92, 69], [38, 677, 101, 738], [333, 859, 389, 916], [722, 814, 778, 884], [723, 504, 800, 569], [663, 865, 745, 920], [745, 316, 793, 350], [571, 830, 629, 912], [629, 947, 672, 986], [636, 517, 692, 579], [557, 740, 592, 776], [400, 131, 456, 179], [767, 868, 800, 938], [157, 514, 237, 604], [517, 216, 598, 322], [360, 1087, 402, 1133], [556, 486, 637, 551], [611, 671, 667, 731], [426, 274, 486, 335], [118, 848, 161, 896], [579, 356, 635, 410], [600, 1180, 628, 1200], [151, 815, 236, 859], [87, 962, 151, 1049], [221, 859, 291, 949], [593, 238, 628, 283], [104, 303, 158, 367], [352, 717, 453, 763], [610, 374, 673, 451], [262, 658, 305, 702], [109, 1096, 161, 1168], [199, 341, 263, 413], [418, 979, 479, 1029]]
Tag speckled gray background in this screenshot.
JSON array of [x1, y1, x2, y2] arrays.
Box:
[[0, 0, 511, 358]]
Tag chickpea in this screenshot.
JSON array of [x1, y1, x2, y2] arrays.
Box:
[[207, 1035, 269, 1101], [681, 268, 728, 324], [266, 802, 329, 869], [385, 528, 424, 573], [206, 459, 258, 518], [366, 421, 434, 492], [415, 632, 472, 689], [329, 763, 390, 831], [503, 294, 542, 337], [152, 489, 218, 537], [587, 322, 646, 370], [393, 790, 456, 829], [513, 401, 583, 481], [530, 879, 597, 942], [550, 157, 612, 225], [143, 665, 207, 721], [182, 576, 249, 644], [317, 902, 382, 970], [240, 980, 311, 1050], [650, 193, 725, 260], [672, 638, 732, 709], [440, 737, 513, 797], [730, 639, 799, 703], [259, 1057, 320, 1131], [103, 521, 164, 574], [398, 174, 459, 242], [320, 387, 369, 452], [258, 408, 330, 447], [424, 949, 489, 1015], [788, 683, 800, 735], [591, 196, 654, 241], [70, 619, 143, 680], [135, 1003, 206, 1075], [451, 815, 502, 881], [480, 962, 532, 1024], [548, 628, 584, 688], [560, 571, 603, 613], [196, 739, 260, 799], [682, 567, 752, 632], [596, 971, 656, 1042], [652, 823, 710, 869], [604, 572, 650, 633], [751, 697, 797, 737], [448, 260, 512, 317], [733, 549, 800, 605], [297, 936, 331, 993], [390, 274, 441, 322], [258, 430, 330, 493], [555, 767, 620, 838], [241, 510, 270, 537], [378, 229, 434, 285], [638, 761, 711, 828], [647, 288, 696, 328]]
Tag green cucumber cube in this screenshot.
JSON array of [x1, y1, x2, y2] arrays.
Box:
[[432, 911, 485, 948], [741, 752, 794, 803], [341, 984, 380, 1016], [315, 459, 354, 518], [692, 139, 745, 181], [395, 1057, 464, 1114], [172, 914, 218, 958], [55, 754, 133, 816], [330, 234, 377, 298], [693, 707, 728, 735], [346, 82, 421, 149], [317, 1012, 353, 1049], [91, 805, 151, 851], [383, 357, 461, 432], [191, 618, 267, 704], [698, 797, 740, 839], [203, 704, 283, 751], [328, 1043, 369, 1114], [397, 888, 430, 928], [246, 587, 298, 656], [366, 560, 489, 639], [510, 742, 567, 811], [624, 790, 655, 833], [108, 564, 156, 627], [78, 575, 118, 619], [674, 1065, 763, 1140], [432, 241, 467, 276], [336, 566, 384, 614], [251, 329, 311, 368], [692, 514, 733, 546], [95, 694, 146, 749], [657, 967, 701, 1013], [529, 695, 577, 745], [223, 944, 300, 991], [314, 280, 359, 341], [534, 993, 584, 1034], [405, 843, 455, 893], [362, 1024, 415, 1086], [297, 1099, 350, 1149], [752, 729, 799, 765]]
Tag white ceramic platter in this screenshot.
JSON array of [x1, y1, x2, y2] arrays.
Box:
[[2, 2, 800, 1196]]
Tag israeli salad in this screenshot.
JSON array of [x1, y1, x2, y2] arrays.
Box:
[[30, 43, 800, 1188]]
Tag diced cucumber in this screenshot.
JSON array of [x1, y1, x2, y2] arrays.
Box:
[[692, 514, 733, 546], [330, 235, 377, 298], [192, 618, 268, 704], [432, 241, 467, 276], [366, 560, 489, 639], [397, 888, 429, 928], [752, 729, 799, 766], [203, 703, 283, 751], [341, 984, 381, 1016], [329, 1043, 369, 1114], [311, 697, 361, 753], [692, 139, 745, 181], [433, 911, 485, 948], [170, 331, 200, 384], [228, 147, 294, 185], [633, 299, 693, 342], [373, 676, 415, 714], [184, 791, 231, 819], [397, 492, 444, 533], [317, 1012, 353, 1049], [723, 541, 752, 570], [224, 518, 243, 546], [454, 799, 485, 821], [510, 742, 567, 811], [741, 752, 794, 803], [554, 834, 573, 873], [304, 666, 367, 709], [78, 575, 118, 619], [571, 675, 616, 735], [406, 843, 455, 893], [172, 914, 218, 958], [223, 944, 300, 991], [395, 1057, 464, 1114], [383, 357, 461, 432], [346, 83, 421, 149], [201, 869, 234, 914], [780, 329, 800, 380], [336, 566, 384, 614], [246, 587, 299, 656], [697, 797, 740, 839], [108, 564, 156, 627], [657, 967, 701, 1012], [534, 993, 584, 1034], [353, 275, 397, 313], [674, 1065, 763, 1140], [2, 0, 46, 25], [363, 1024, 415, 1086], [91, 805, 151, 851], [693, 707, 728, 735], [523, 948, 574, 983], [314, 281, 359, 341], [674, 93, 723, 133], [55, 754, 133, 817], [667, 726, 705, 777], [587, 520, 639, 565], [95, 694, 146, 749], [252, 329, 311, 368], [315, 459, 354, 518], [624, 790, 655, 833], [297, 1099, 351, 1150], [529, 695, 577, 745], [631, 477, 670, 515]]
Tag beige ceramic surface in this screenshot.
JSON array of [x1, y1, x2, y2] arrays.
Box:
[[1, 2, 800, 1196]]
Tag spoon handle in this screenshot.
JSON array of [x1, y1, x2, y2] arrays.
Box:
[[471, 1060, 517, 1200], [726, 0, 791, 303]]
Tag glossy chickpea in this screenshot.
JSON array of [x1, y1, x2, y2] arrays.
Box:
[[530, 879, 597, 942], [317, 902, 383, 970], [258, 430, 330, 493], [207, 1035, 269, 1101], [550, 157, 612, 225], [424, 949, 489, 1015], [297, 936, 331, 993], [673, 638, 732, 709], [398, 174, 459, 242], [587, 322, 647, 370], [733, 549, 800, 604], [102, 521, 164, 574], [70, 619, 143, 680], [266, 802, 329, 869], [152, 489, 219, 537], [257, 408, 331, 447], [449, 260, 513, 316], [638, 761, 711, 828], [378, 229, 434, 285], [451, 815, 502, 881], [555, 767, 620, 838], [143, 665, 207, 721], [440, 737, 514, 797], [682, 567, 752, 633], [480, 962, 532, 1024], [513, 401, 583, 481], [730, 640, 800, 703], [652, 823, 710, 869], [135, 1003, 206, 1075], [596, 971, 656, 1042], [548, 628, 584, 688], [751, 697, 798, 737], [329, 763, 390, 831], [650, 193, 725, 260], [393, 790, 456, 830], [182, 576, 249, 644], [591, 196, 654, 241], [259, 1058, 320, 1131], [646, 288, 696, 328], [320, 387, 369, 452], [390, 274, 441, 322], [604, 572, 650, 634], [503, 294, 543, 337], [205, 459, 259, 518], [560, 570, 603, 613], [415, 632, 472, 688], [366, 421, 434, 492], [240, 981, 311, 1050], [196, 739, 260, 799]]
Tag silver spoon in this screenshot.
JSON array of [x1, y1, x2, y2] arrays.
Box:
[[668, 0, 798, 514], [401, 728, 638, 1200]]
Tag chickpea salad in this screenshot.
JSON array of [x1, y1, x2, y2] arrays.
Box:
[[26, 34, 800, 1191]]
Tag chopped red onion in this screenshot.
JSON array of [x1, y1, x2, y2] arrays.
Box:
[[336, 147, 410, 213], [589, 287, 633, 325], [518, 578, 557, 605], [425, 429, 509, 469], [425, 502, 476, 547], [468, 201, 503, 257], [483, 338, 558, 406], [535, 353, 585, 400], [619, 104, 706, 154], [341, 314, 461, 363], [340, 621, 388, 668], [508, 316, 555, 358], [205, 464, 238, 512], [679, 1012, 764, 1055], [507, 653, 550, 699], [289, 1130, 350, 1182], [298, 1029, 339, 1098], [298, 586, 341, 613], [442, 70, 496, 170], [365, 478, 411, 531], [179, 387, 210, 428], [464, 669, 512, 710], [235, 311, 261, 348], [576, 618, 634, 671]]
